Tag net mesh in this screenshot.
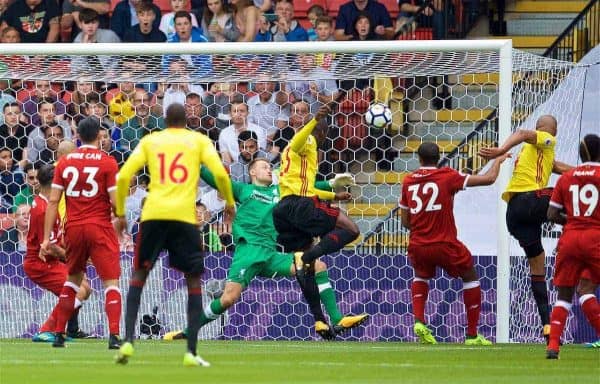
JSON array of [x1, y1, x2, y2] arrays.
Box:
[[0, 43, 595, 343]]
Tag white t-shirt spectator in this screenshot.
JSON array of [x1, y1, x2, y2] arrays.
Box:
[[247, 93, 289, 138], [218, 123, 266, 162]]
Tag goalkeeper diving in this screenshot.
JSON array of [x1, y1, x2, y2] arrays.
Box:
[[164, 158, 367, 340]]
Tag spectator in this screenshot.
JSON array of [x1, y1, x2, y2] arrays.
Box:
[[85, 92, 115, 136], [284, 53, 339, 114], [306, 4, 325, 41], [108, 82, 136, 125], [0, 24, 20, 43], [230, 0, 259, 42], [270, 99, 308, 163], [155, 58, 206, 116], [164, 11, 212, 77], [0, 0, 9, 19], [72, 8, 121, 73], [26, 99, 72, 164], [398, 0, 445, 40], [204, 82, 242, 130], [195, 200, 222, 252], [0, 147, 24, 207], [12, 161, 37, 210], [0, 102, 31, 169], [0, 80, 17, 126], [218, 100, 266, 164], [185, 92, 215, 140], [159, 0, 199, 39], [0, 0, 60, 43], [352, 11, 377, 40], [230, 130, 271, 183], [334, 0, 394, 41], [123, 2, 167, 42], [0, 203, 29, 252], [125, 172, 148, 234], [61, 0, 110, 42], [36, 123, 65, 164], [247, 80, 288, 141], [98, 123, 124, 166], [201, 0, 238, 42], [110, 0, 161, 40], [255, 0, 307, 42], [66, 81, 97, 118], [314, 16, 336, 71], [22, 80, 67, 127], [119, 89, 165, 153]]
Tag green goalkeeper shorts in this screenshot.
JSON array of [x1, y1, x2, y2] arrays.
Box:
[[227, 242, 293, 288]]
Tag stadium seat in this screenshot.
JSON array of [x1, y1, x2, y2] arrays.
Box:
[[335, 89, 371, 150], [378, 0, 399, 19], [110, 0, 120, 12], [293, 0, 327, 16], [326, 0, 346, 17]]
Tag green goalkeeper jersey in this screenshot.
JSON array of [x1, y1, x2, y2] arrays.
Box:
[[200, 166, 331, 247]]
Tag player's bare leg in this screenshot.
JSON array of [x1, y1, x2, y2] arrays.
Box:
[[547, 286, 576, 359], [577, 278, 600, 348], [66, 277, 93, 339], [51, 272, 84, 348], [527, 252, 551, 342], [460, 268, 491, 345], [116, 269, 149, 364]]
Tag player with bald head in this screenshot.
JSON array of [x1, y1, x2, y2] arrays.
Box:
[[479, 114, 573, 343], [57, 140, 76, 159]]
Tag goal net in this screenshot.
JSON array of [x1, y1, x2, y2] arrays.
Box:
[[0, 41, 592, 343]]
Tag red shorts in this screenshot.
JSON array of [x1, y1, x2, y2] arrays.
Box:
[[64, 224, 120, 281], [554, 230, 600, 286], [23, 258, 67, 296], [407, 241, 473, 279]]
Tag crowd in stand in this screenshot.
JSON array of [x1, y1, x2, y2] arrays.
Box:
[[0, 0, 465, 251]]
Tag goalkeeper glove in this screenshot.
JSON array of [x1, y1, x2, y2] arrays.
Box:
[[329, 173, 355, 189]]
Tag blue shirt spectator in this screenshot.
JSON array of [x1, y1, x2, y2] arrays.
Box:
[[110, 0, 161, 40], [256, 0, 307, 42], [0, 147, 24, 209], [163, 11, 211, 77], [334, 0, 394, 40]]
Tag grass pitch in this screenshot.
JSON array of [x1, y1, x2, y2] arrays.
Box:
[[0, 339, 598, 384]]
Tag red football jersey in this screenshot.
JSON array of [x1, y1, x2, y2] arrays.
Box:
[[550, 162, 600, 231], [399, 167, 469, 245], [52, 145, 118, 227], [26, 194, 61, 261]]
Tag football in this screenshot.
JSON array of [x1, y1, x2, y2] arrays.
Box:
[[364, 103, 392, 129]]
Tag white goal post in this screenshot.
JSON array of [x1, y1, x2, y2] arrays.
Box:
[[3, 39, 576, 343]]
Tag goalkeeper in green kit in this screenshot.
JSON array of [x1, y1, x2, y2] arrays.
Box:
[[164, 158, 367, 340]]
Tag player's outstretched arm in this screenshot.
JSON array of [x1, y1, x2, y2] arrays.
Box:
[[115, 146, 147, 218], [552, 160, 573, 175], [478, 129, 537, 159], [202, 154, 235, 210], [466, 153, 511, 187], [199, 165, 240, 202]]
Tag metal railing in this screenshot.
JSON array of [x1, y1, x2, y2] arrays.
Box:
[[544, 0, 599, 62]]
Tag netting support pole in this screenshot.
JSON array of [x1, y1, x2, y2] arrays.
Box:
[[496, 40, 513, 344]]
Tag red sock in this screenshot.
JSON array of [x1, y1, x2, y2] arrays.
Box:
[[580, 294, 600, 336], [411, 279, 429, 323], [54, 283, 78, 333], [105, 287, 122, 335], [548, 301, 570, 351], [463, 281, 481, 337], [39, 309, 57, 333]]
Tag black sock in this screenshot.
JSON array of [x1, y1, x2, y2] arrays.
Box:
[[302, 229, 358, 264], [125, 284, 144, 343], [186, 289, 203, 355], [66, 307, 80, 334], [297, 272, 327, 323], [531, 274, 550, 325]]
